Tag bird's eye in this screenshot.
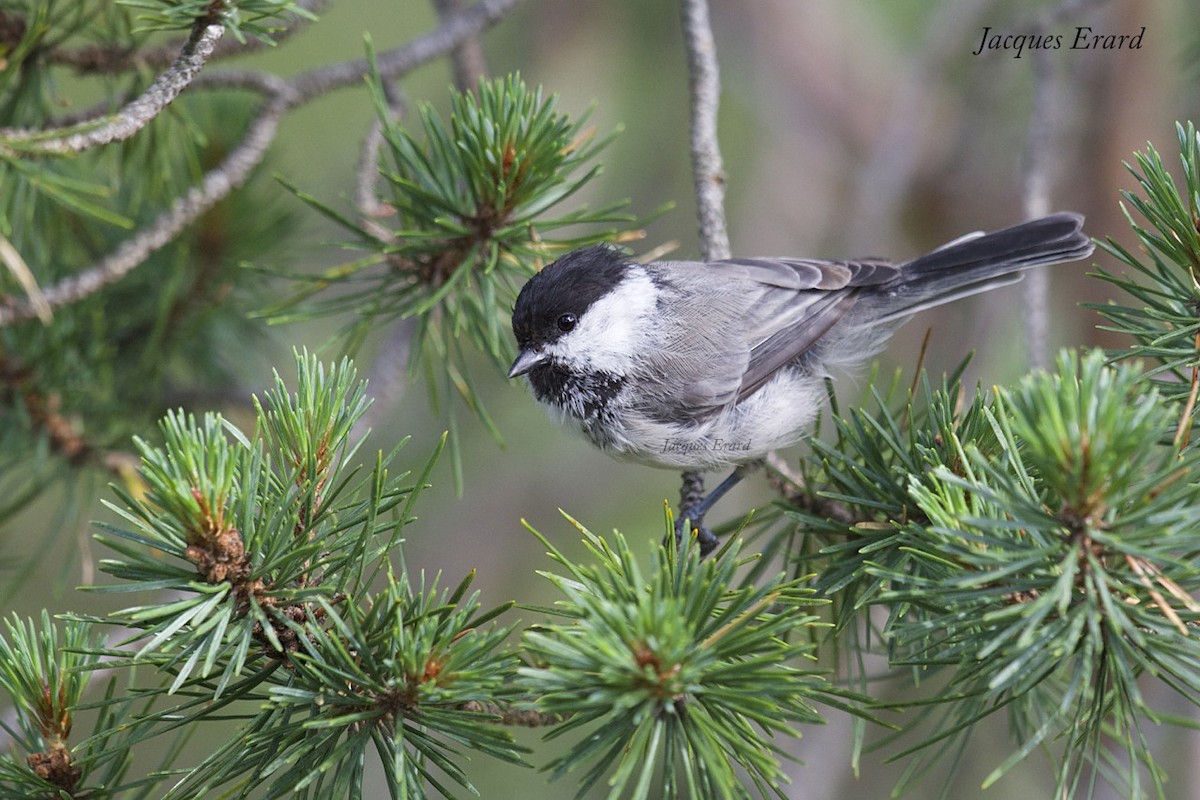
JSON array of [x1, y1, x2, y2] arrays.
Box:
[[556, 313, 577, 332]]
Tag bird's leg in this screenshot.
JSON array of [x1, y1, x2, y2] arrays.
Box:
[[673, 467, 748, 555]]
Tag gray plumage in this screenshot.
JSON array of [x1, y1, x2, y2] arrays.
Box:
[[509, 212, 1093, 470]]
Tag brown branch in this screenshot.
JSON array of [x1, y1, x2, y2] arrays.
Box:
[[0, 0, 525, 327], [26, 742, 79, 795], [0, 86, 291, 326], [763, 451, 855, 526], [0, 20, 226, 155], [460, 700, 565, 727]]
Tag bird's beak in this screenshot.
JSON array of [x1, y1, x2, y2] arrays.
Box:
[[507, 348, 548, 379]]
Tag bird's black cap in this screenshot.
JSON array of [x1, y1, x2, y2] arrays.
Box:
[[511, 245, 632, 349]]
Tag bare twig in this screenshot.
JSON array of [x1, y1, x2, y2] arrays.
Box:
[[433, 0, 490, 90], [1019, 0, 1112, 369], [350, 81, 417, 447], [290, 0, 520, 104], [0, 21, 225, 155], [356, 116, 399, 242], [1021, 41, 1055, 371], [679, 0, 730, 263], [355, 82, 406, 242], [677, 0, 730, 523]]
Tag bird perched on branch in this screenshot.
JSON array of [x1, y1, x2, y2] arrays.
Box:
[[508, 213, 1094, 553]]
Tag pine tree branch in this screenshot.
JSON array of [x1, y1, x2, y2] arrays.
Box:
[[459, 700, 564, 727], [0, 19, 226, 155], [44, 0, 331, 74], [0, 350, 139, 476], [764, 450, 854, 525], [0, 87, 290, 326], [0, 0, 524, 327]]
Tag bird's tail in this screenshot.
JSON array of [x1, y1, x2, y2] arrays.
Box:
[[874, 212, 1094, 323]]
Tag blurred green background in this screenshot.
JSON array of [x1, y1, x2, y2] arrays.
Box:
[[5, 0, 1199, 797]]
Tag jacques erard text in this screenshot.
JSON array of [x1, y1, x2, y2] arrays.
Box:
[[973, 26, 1145, 58]]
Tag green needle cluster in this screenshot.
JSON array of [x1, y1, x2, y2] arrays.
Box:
[[521, 517, 848, 800]]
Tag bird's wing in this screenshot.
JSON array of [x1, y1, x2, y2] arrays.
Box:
[[644, 257, 898, 418]]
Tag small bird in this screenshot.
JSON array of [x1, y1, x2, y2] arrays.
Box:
[[508, 213, 1094, 553]]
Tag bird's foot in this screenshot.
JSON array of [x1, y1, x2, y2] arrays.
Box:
[[673, 511, 720, 556]]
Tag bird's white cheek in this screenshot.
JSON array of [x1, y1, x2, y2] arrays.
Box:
[[555, 270, 656, 374]]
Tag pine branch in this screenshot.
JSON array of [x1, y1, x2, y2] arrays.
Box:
[[68, 352, 530, 799], [43, 0, 329, 74], [520, 515, 849, 799], [0, 350, 139, 478], [0, 87, 289, 326], [0, 19, 226, 155], [0, 0, 525, 328]]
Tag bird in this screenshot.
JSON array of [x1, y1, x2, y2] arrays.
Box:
[[507, 212, 1094, 553]]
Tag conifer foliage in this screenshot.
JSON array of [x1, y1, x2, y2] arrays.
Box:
[[3, 2, 1200, 799]]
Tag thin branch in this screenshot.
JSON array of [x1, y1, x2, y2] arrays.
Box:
[[0, 21, 225, 155], [0, 351, 139, 475], [289, 0, 521, 104], [1021, 42, 1055, 371], [678, 0, 730, 523], [355, 84, 405, 243], [459, 700, 565, 727], [764, 451, 855, 525], [1019, 0, 1111, 369], [0, 0, 525, 327], [0, 86, 290, 326], [432, 0, 490, 90], [679, 0, 729, 263]]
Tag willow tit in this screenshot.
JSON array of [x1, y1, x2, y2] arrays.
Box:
[[509, 213, 1094, 552]]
